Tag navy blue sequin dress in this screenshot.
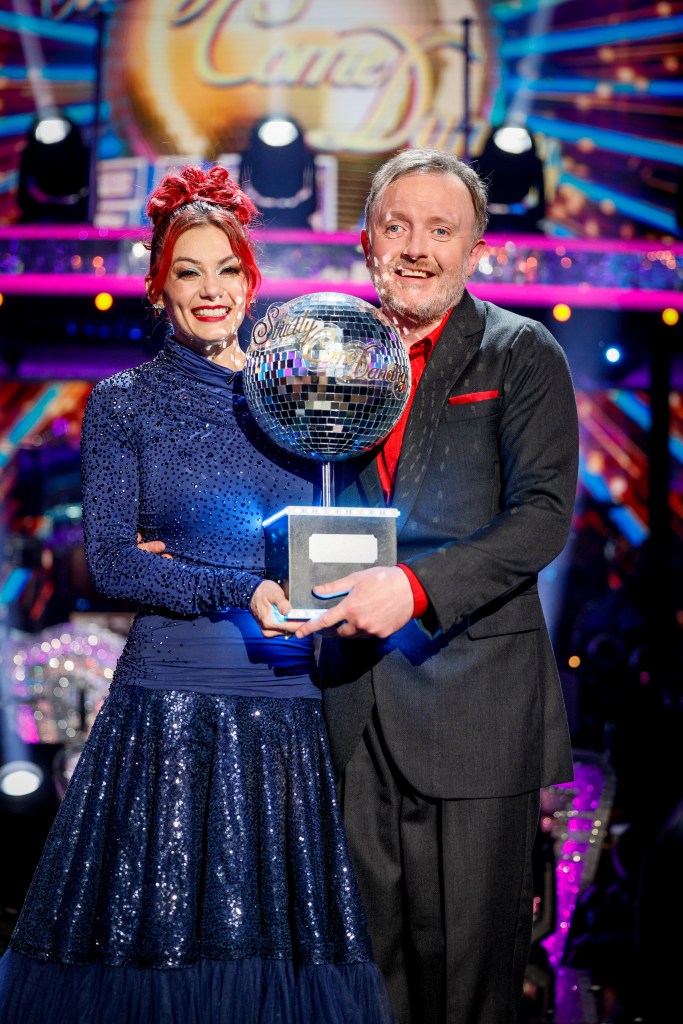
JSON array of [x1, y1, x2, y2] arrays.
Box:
[[0, 337, 394, 1024]]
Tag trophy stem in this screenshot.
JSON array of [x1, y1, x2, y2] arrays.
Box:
[[321, 461, 335, 507]]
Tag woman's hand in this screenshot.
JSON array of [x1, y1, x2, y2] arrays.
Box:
[[135, 538, 296, 637], [137, 533, 172, 558], [250, 579, 299, 638]]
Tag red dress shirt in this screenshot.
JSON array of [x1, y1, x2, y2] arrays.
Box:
[[376, 311, 452, 618]]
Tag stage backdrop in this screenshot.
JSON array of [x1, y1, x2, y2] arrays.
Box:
[[0, 0, 681, 237]]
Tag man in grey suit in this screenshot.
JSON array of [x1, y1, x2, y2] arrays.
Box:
[[293, 148, 579, 1024]]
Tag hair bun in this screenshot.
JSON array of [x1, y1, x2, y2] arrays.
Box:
[[145, 164, 258, 229]]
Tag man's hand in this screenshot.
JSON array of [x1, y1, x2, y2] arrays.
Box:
[[137, 533, 172, 558], [250, 579, 301, 638], [294, 565, 414, 640]]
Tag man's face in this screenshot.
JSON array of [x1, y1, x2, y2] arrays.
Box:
[[362, 172, 486, 334]]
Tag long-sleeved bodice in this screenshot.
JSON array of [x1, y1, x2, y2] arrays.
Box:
[[81, 335, 320, 696]]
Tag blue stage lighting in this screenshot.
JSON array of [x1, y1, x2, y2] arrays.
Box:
[[605, 346, 622, 363]]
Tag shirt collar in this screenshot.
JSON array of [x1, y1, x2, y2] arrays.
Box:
[[408, 308, 452, 362]]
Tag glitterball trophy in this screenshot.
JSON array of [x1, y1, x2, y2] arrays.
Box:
[[243, 292, 411, 619]]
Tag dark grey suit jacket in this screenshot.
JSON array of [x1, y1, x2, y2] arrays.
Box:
[[321, 292, 579, 799]]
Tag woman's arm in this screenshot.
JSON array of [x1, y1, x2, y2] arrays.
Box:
[[81, 379, 262, 615]]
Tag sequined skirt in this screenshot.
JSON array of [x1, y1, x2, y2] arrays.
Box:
[[0, 683, 394, 1024]]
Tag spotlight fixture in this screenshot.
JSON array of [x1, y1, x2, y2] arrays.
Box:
[[0, 754, 61, 910], [257, 117, 300, 148], [475, 124, 546, 233], [0, 760, 44, 798], [239, 115, 317, 228], [34, 117, 71, 145], [17, 113, 90, 224], [492, 125, 534, 156]]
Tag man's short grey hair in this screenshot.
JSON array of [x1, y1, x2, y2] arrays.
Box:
[[364, 148, 489, 240]]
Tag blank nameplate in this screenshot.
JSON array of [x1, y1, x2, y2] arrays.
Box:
[[309, 534, 378, 564]]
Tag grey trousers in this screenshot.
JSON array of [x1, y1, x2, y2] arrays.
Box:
[[339, 706, 540, 1024]]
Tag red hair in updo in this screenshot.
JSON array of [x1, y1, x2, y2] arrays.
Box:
[[145, 164, 262, 307]]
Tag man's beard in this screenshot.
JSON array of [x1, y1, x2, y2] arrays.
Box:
[[370, 260, 470, 329]]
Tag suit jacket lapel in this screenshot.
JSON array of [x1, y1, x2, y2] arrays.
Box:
[[392, 292, 486, 534]]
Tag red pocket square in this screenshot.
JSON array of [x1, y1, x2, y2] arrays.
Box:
[[448, 390, 499, 405]]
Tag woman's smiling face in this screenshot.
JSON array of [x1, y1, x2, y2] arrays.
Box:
[[161, 223, 248, 361]]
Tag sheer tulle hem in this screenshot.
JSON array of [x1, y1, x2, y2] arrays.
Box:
[[0, 949, 395, 1024]]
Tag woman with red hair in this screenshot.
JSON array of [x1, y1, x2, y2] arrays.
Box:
[[0, 165, 394, 1024]]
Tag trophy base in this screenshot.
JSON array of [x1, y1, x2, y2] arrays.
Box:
[[262, 505, 400, 620]]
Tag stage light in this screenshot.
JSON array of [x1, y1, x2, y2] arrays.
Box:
[[475, 124, 546, 233], [492, 126, 534, 155], [605, 346, 622, 363], [0, 760, 44, 798], [662, 307, 679, 326], [94, 292, 113, 311], [17, 113, 91, 224], [33, 116, 71, 146], [552, 303, 572, 322], [0, 752, 61, 910], [239, 114, 317, 228], [257, 117, 300, 148]]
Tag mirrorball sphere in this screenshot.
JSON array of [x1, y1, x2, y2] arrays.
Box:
[[243, 292, 410, 461]]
